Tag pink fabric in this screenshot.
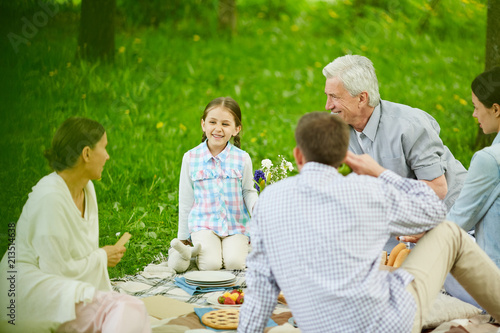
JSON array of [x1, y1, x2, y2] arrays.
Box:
[[56, 290, 151, 333]]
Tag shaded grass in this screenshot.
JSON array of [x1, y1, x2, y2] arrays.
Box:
[[0, 0, 486, 277]]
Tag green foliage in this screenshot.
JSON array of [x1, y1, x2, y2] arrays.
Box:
[[238, 0, 308, 21], [306, 0, 486, 41], [116, 0, 218, 29], [0, 0, 486, 278], [0, 0, 39, 13]]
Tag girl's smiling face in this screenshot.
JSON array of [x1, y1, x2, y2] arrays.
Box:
[[201, 106, 241, 156]]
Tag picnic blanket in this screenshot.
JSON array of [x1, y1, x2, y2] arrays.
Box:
[[111, 267, 252, 307], [111, 265, 295, 332], [111, 263, 499, 333]]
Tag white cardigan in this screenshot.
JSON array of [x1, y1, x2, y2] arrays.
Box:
[[1, 172, 111, 325]]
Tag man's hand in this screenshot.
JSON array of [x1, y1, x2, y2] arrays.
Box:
[[397, 232, 426, 243], [103, 245, 126, 267], [344, 151, 386, 177]]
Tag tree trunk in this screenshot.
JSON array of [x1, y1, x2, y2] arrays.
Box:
[[485, 0, 500, 70], [218, 0, 236, 36], [77, 0, 116, 62], [475, 0, 500, 149]]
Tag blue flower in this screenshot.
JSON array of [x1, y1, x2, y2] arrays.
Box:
[[254, 169, 266, 193]]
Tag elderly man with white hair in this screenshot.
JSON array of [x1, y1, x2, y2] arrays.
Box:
[[323, 55, 467, 251]]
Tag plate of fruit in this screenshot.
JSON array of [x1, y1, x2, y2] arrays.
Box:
[[207, 289, 244, 307]]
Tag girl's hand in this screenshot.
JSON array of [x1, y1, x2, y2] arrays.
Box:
[[397, 232, 426, 243], [103, 245, 126, 267], [180, 239, 192, 246]]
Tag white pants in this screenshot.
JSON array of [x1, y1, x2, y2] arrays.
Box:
[[191, 230, 249, 270]]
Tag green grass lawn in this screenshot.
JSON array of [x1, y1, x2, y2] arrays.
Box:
[[0, 0, 487, 278]]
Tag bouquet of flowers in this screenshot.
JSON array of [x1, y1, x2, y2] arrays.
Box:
[[253, 155, 295, 194]]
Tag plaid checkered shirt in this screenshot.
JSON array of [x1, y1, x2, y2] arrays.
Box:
[[178, 141, 256, 239], [238, 162, 447, 333]]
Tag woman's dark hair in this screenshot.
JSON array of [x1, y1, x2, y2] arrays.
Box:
[[201, 97, 242, 148], [471, 67, 500, 108], [44, 117, 105, 172]]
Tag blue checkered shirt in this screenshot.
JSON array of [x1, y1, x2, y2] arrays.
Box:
[[238, 162, 447, 333]]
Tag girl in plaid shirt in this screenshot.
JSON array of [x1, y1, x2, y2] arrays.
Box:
[[178, 97, 258, 270]]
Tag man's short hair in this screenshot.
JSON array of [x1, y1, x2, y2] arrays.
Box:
[[295, 112, 350, 167], [323, 55, 380, 108]]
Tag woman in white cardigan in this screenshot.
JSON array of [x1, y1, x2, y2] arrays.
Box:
[[0, 117, 150, 333]]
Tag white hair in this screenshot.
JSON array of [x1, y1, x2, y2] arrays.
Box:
[[322, 55, 380, 107]]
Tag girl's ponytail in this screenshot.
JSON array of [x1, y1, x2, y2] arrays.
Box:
[[233, 134, 241, 148]]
